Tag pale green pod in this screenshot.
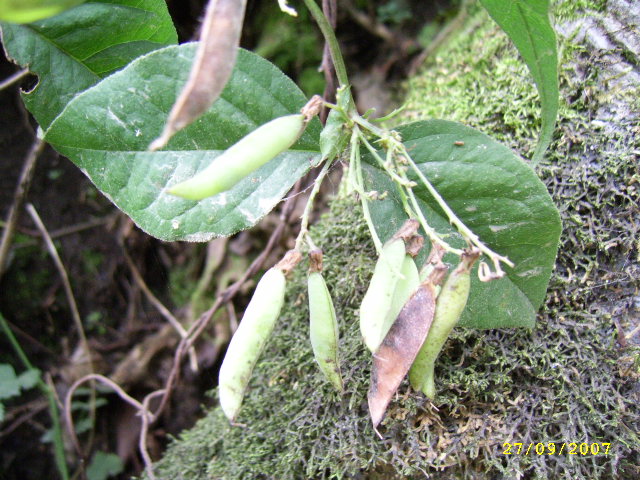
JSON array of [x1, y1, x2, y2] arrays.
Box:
[[380, 255, 420, 342], [0, 0, 85, 23], [409, 260, 472, 398], [308, 271, 343, 391], [218, 267, 286, 422], [169, 114, 306, 200], [359, 238, 406, 352]]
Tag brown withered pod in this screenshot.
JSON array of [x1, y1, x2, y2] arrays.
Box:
[[367, 243, 448, 432]]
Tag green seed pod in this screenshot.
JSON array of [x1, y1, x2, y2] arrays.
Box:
[[169, 113, 306, 200], [0, 0, 85, 23], [218, 266, 287, 422], [360, 220, 420, 352], [307, 249, 343, 391], [359, 237, 406, 352], [409, 250, 479, 398], [380, 254, 420, 342]]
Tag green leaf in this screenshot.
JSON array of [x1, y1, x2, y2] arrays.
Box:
[[86, 452, 124, 480], [0, 0, 177, 128], [0, 0, 85, 23], [0, 364, 19, 399], [0, 364, 39, 399], [362, 120, 561, 329], [44, 44, 322, 241], [16, 368, 40, 390], [478, 0, 558, 164]]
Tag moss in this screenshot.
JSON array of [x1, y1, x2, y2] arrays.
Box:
[[402, 7, 540, 155], [152, 200, 638, 479], [553, 0, 606, 21], [151, 1, 639, 479]]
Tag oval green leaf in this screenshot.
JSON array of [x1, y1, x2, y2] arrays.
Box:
[[43, 44, 321, 241], [362, 120, 561, 329]]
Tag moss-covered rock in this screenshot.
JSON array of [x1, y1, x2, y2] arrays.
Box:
[[150, 0, 639, 478]]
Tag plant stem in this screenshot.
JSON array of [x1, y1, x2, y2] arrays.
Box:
[[349, 128, 383, 253], [302, 0, 350, 92], [357, 131, 461, 256], [304, 12, 513, 276], [405, 187, 463, 256], [295, 159, 333, 250], [413, 361, 436, 399], [351, 113, 388, 139], [357, 131, 411, 213], [358, 134, 407, 186], [401, 147, 514, 272]]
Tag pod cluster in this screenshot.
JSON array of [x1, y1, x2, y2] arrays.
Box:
[[217, 246, 346, 423], [217, 218, 479, 428], [360, 221, 480, 428]]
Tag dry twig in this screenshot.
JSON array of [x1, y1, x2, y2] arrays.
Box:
[[0, 68, 28, 91], [64, 374, 153, 469], [26, 203, 98, 463], [26, 205, 90, 365], [0, 138, 45, 276], [123, 249, 199, 371]]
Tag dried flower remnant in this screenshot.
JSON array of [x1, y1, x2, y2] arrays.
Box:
[[150, 0, 248, 151]]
